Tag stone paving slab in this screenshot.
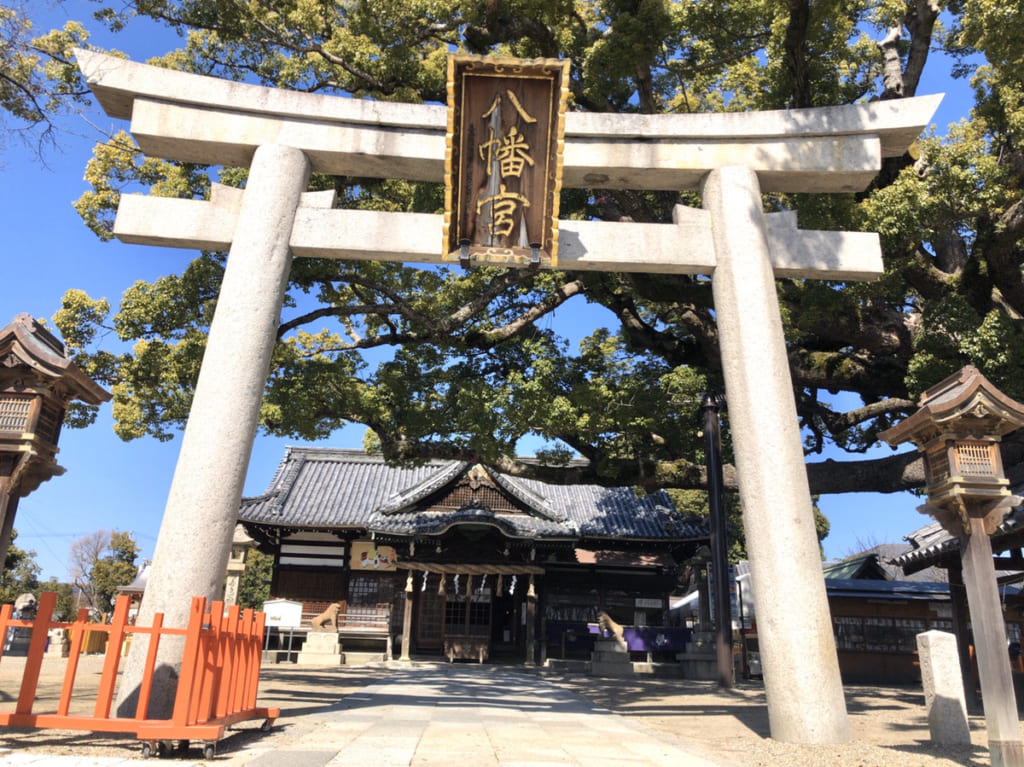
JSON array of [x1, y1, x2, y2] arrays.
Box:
[[2, 663, 728, 766], [244, 750, 337, 767]]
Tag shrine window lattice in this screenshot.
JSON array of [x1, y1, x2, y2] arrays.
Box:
[[0, 396, 62, 444], [347, 574, 397, 606], [440, 484, 519, 513], [0, 396, 31, 432], [956, 441, 996, 477]]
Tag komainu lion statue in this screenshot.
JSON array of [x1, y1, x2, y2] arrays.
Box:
[[310, 602, 341, 631], [596, 611, 624, 641]]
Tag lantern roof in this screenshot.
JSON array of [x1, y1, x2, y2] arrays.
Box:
[[880, 366, 1024, 448], [0, 313, 110, 405]]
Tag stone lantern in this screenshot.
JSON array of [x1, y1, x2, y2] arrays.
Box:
[[880, 365, 1024, 767], [0, 314, 110, 564]]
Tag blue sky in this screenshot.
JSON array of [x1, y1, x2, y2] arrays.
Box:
[[2, 2, 977, 581]]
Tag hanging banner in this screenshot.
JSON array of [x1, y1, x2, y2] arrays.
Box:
[[443, 54, 570, 268]]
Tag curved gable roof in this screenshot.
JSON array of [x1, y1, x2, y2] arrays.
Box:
[[240, 447, 707, 543]]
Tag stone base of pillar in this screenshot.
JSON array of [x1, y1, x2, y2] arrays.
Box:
[[590, 637, 633, 678], [676, 630, 720, 680], [989, 739, 1024, 767], [296, 632, 343, 665], [342, 650, 387, 665]]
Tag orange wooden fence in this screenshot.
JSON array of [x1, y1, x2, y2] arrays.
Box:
[[0, 591, 278, 758]]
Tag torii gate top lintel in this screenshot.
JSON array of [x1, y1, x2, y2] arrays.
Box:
[[75, 49, 940, 281], [75, 49, 940, 194]]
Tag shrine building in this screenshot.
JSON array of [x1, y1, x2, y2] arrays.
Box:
[[238, 447, 708, 664]]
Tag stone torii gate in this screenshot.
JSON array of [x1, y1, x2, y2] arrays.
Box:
[[76, 49, 939, 743]]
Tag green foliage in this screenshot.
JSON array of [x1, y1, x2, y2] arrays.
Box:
[[47, 0, 1024, 503], [0, 530, 41, 605], [666, 486, 832, 561], [74, 130, 210, 240], [37, 577, 77, 622], [0, 5, 91, 156], [236, 548, 272, 611], [667, 489, 748, 560]]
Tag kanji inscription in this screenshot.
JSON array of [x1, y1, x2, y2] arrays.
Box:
[[444, 55, 569, 268]]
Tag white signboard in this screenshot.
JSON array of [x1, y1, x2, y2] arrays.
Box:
[[262, 598, 303, 627]]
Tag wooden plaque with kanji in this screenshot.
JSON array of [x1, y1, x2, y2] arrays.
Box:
[[444, 55, 569, 268]]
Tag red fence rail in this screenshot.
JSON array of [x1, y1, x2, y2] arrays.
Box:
[[0, 592, 278, 758]]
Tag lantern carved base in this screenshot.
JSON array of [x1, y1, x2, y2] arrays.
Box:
[[919, 495, 1021, 539]]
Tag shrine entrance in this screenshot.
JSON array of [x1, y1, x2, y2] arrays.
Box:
[[75, 47, 940, 743], [404, 564, 542, 663]]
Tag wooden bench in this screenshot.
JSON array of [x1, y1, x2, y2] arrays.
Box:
[[336, 604, 392, 660]]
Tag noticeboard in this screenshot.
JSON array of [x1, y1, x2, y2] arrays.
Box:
[[444, 54, 570, 268]]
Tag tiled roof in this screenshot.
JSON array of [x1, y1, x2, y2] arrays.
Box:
[[822, 544, 950, 582], [824, 577, 950, 600], [240, 447, 707, 542], [368, 506, 576, 539], [822, 553, 892, 580], [890, 502, 1024, 575]]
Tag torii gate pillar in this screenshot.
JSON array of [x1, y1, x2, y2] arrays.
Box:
[[704, 166, 849, 741], [116, 144, 311, 715]]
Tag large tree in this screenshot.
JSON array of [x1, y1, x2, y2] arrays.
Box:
[[68, 529, 139, 617], [50, 1, 1024, 498]]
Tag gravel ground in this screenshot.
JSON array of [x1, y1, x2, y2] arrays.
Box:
[[0, 655, 1005, 765], [549, 674, 991, 766]]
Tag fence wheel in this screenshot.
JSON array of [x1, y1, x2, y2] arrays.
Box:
[[203, 742, 216, 760], [260, 718, 272, 732], [141, 741, 155, 759]]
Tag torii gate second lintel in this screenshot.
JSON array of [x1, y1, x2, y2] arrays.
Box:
[[76, 49, 940, 744]]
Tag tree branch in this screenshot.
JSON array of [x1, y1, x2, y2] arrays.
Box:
[[782, 0, 811, 107]]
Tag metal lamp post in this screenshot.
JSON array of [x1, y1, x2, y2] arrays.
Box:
[[880, 366, 1024, 767], [701, 391, 734, 688]]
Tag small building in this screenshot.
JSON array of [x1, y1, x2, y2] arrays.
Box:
[[826, 576, 956, 684], [746, 544, 1022, 685], [889, 505, 1024, 689], [239, 448, 708, 664], [736, 549, 962, 684]]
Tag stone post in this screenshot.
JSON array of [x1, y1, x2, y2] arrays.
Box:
[[222, 571, 241, 607], [701, 166, 850, 744], [117, 144, 311, 716], [917, 629, 971, 745]]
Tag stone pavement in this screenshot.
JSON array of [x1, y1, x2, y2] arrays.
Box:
[[0, 663, 730, 766]]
